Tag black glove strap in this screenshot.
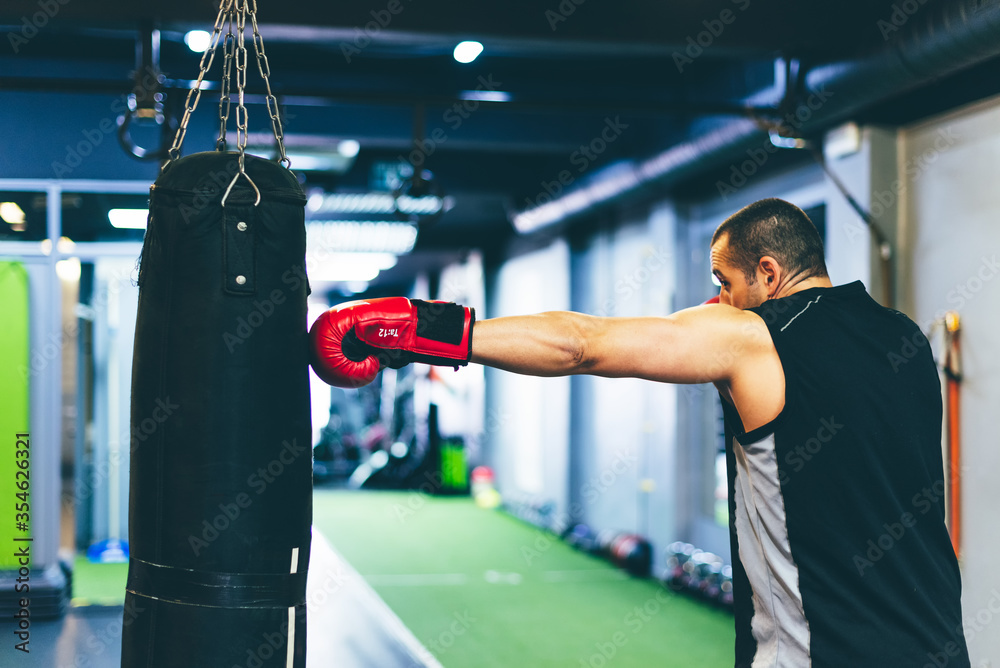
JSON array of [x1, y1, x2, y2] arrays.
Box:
[[411, 300, 467, 345]]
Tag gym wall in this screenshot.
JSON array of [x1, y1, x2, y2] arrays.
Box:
[[899, 92, 1000, 665]]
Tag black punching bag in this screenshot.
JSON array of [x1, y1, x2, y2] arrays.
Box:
[[123, 151, 312, 667]]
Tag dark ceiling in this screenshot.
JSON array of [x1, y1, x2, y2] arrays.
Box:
[[2, 0, 998, 293]]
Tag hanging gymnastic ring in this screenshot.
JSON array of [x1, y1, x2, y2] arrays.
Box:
[[117, 110, 177, 161]]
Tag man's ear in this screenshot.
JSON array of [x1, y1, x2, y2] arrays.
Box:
[[758, 256, 781, 296]]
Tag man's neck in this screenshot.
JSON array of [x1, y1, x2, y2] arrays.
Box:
[[776, 274, 833, 299]]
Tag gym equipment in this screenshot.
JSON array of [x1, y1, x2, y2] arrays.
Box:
[[663, 542, 734, 610], [562, 523, 598, 553], [594, 530, 653, 578], [122, 1, 311, 666], [503, 494, 557, 530], [116, 21, 176, 161], [471, 466, 501, 509], [559, 524, 652, 577], [312, 403, 362, 484], [0, 262, 70, 622], [929, 312, 963, 557], [427, 404, 469, 496], [0, 262, 30, 571], [86, 538, 129, 564]]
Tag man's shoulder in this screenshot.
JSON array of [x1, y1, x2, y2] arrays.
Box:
[[750, 281, 873, 331]]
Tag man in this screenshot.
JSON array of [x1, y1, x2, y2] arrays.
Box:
[[310, 198, 969, 667]]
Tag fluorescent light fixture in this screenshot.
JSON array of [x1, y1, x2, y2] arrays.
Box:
[[184, 30, 212, 53], [109, 208, 149, 229], [306, 221, 418, 254], [284, 153, 340, 172], [306, 252, 398, 283], [397, 194, 447, 215], [284, 151, 359, 172], [453, 41, 483, 64], [338, 139, 361, 158], [458, 90, 511, 103], [0, 202, 26, 225], [307, 192, 443, 216], [512, 163, 640, 234], [246, 139, 359, 173]]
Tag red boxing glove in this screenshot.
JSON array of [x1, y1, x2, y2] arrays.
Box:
[[704, 295, 720, 304], [309, 297, 475, 388]]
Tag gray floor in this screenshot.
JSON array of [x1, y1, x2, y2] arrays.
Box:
[[0, 529, 440, 668]]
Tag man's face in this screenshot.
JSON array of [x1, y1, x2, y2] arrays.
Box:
[[710, 235, 769, 310]]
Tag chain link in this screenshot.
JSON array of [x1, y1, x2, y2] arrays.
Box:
[[216, 14, 235, 151], [165, 0, 290, 174], [166, 0, 234, 164], [249, 0, 290, 168], [234, 0, 250, 174]]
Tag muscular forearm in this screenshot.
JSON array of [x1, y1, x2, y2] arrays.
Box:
[[470, 311, 600, 376]]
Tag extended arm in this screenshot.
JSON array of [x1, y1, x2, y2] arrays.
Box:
[[309, 296, 781, 430], [470, 304, 765, 384], [308, 296, 771, 388]]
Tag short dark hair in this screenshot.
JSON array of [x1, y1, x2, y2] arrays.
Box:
[[712, 198, 828, 283]]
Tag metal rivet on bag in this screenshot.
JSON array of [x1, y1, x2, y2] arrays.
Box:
[[236, 275, 247, 285], [237, 221, 248, 231]]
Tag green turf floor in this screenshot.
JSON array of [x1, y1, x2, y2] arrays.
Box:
[[71, 555, 128, 606], [313, 489, 734, 668]]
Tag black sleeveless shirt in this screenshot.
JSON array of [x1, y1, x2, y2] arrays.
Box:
[[720, 281, 968, 668]]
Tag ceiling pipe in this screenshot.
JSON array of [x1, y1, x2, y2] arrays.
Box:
[[512, 0, 1000, 233]]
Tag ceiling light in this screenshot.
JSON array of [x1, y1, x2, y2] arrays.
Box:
[[307, 192, 444, 216], [306, 252, 398, 283], [396, 195, 447, 215], [108, 209, 149, 229], [0, 202, 26, 225], [283, 152, 355, 172], [306, 221, 418, 254], [453, 41, 483, 64], [184, 30, 212, 53], [338, 139, 361, 158], [458, 90, 511, 103], [512, 163, 640, 234]]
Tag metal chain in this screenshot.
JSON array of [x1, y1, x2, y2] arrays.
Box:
[[234, 0, 250, 174], [165, 0, 234, 165], [165, 0, 290, 178], [216, 12, 235, 151], [248, 0, 290, 168]]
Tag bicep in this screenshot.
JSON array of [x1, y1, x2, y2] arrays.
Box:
[[584, 305, 765, 384]]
